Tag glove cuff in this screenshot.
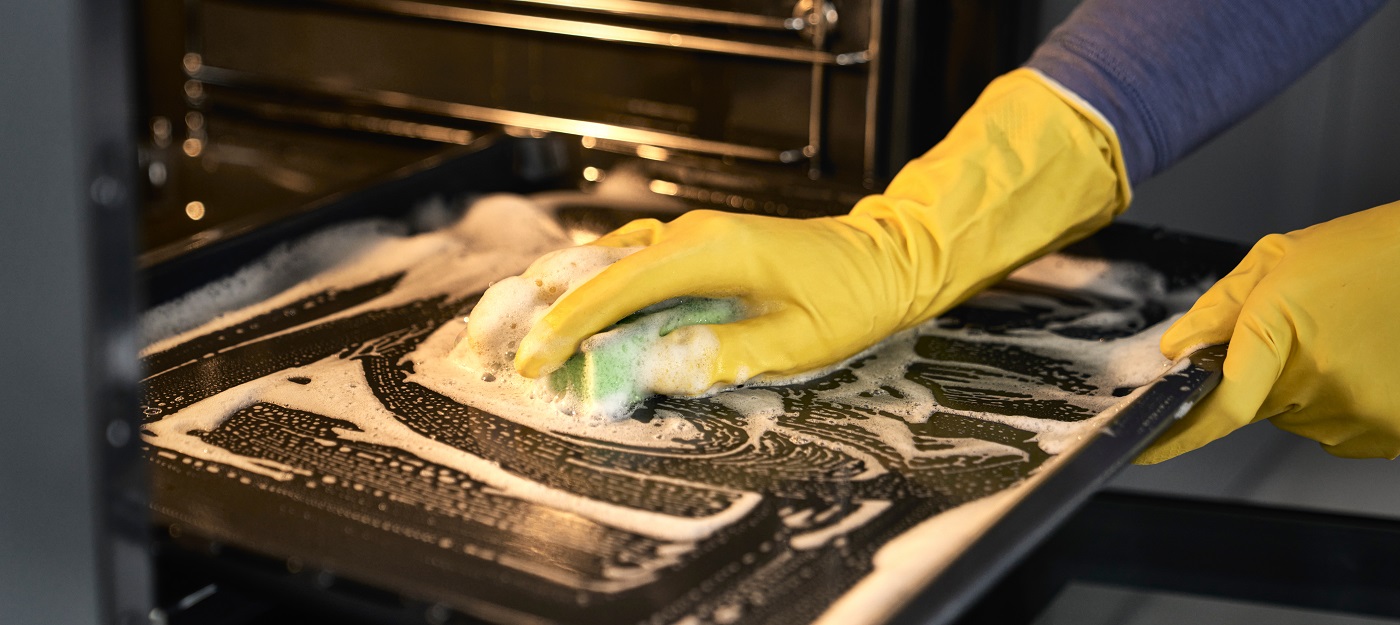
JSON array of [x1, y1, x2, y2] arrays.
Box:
[[1019, 68, 1134, 211]]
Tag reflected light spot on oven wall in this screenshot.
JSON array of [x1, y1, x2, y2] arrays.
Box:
[[567, 227, 600, 245], [151, 117, 172, 147], [185, 201, 206, 221], [649, 180, 680, 196]]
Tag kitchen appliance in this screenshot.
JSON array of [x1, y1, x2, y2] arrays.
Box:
[[113, 2, 1253, 625]]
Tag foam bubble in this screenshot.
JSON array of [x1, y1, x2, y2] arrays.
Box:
[[450, 193, 571, 255], [462, 244, 637, 374]]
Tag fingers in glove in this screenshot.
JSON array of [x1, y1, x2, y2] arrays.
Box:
[[515, 241, 741, 378], [1160, 234, 1290, 360], [644, 309, 822, 395], [1136, 310, 1288, 464], [591, 218, 667, 248]]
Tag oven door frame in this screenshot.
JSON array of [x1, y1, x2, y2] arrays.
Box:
[[0, 0, 152, 624]]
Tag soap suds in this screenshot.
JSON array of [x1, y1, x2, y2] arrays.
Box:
[[145, 193, 1196, 472], [790, 501, 892, 550], [459, 244, 639, 374], [142, 220, 406, 345], [463, 250, 761, 421], [144, 345, 762, 543], [808, 408, 1141, 625], [456, 242, 1188, 432], [142, 194, 1211, 625]]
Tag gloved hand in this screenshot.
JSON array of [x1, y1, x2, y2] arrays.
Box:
[[514, 69, 1132, 394], [1139, 202, 1400, 464]]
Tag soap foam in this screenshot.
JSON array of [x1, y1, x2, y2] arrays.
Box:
[[416, 238, 1202, 459], [141, 220, 406, 345], [457, 244, 1194, 430], [144, 194, 574, 355], [144, 346, 761, 543], [1008, 254, 1160, 301], [143, 194, 1211, 623], [461, 244, 638, 373], [463, 248, 768, 421]]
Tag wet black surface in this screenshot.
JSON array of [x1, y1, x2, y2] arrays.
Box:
[[141, 231, 1230, 625]]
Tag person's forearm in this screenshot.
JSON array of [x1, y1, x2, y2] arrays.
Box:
[[1027, 0, 1388, 184]]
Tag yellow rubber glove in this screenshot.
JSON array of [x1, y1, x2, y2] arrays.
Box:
[[1139, 202, 1400, 464], [515, 69, 1132, 393]]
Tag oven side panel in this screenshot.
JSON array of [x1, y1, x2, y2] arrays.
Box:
[[0, 1, 152, 625]]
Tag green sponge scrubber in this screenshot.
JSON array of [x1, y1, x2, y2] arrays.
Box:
[[546, 297, 744, 418]]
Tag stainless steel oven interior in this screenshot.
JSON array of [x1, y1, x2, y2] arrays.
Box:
[[137, 0, 1038, 280]]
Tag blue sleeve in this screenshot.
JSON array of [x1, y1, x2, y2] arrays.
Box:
[[1026, 0, 1388, 184]]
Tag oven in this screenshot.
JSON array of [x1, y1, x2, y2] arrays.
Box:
[[1, 2, 1260, 625]]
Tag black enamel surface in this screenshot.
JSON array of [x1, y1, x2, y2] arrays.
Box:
[[141, 225, 1237, 625]]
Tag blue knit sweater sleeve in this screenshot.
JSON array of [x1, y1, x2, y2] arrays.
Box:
[[1026, 0, 1388, 184]]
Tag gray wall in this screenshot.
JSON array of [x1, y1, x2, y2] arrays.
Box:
[[1, 1, 107, 624], [1040, 0, 1400, 244]]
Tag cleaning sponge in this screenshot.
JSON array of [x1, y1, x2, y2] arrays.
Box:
[[546, 297, 744, 417], [460, 244, 745, 421]]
